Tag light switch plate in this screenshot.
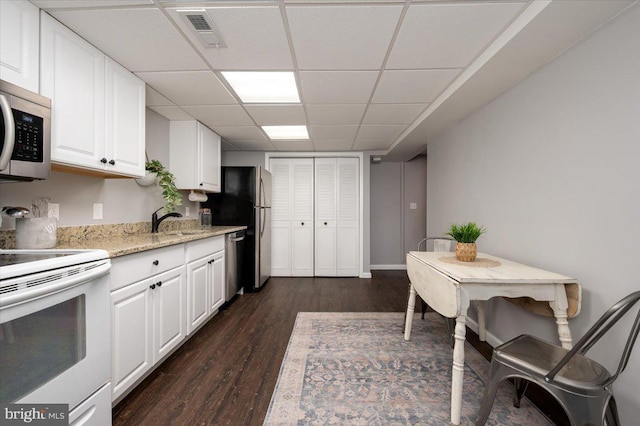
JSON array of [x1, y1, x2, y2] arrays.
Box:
[[93, 203, 103, 220], [410, 202, 417, 210], [185, 207, 190, 217]]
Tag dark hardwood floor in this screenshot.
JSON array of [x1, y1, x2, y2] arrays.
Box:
[[112, 271, 409, 425], [112, 271, 567, 425]]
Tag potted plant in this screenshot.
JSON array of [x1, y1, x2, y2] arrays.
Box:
[[445, 222, 486, 262], [144, 159, 182, 213]]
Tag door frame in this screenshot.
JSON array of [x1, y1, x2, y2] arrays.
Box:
[[265, 152, 367, 278]]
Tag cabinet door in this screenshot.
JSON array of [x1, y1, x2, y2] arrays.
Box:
[[153, 267, 186, 362], [0, 0, 39, 92], [208, 251, 225, 313], [186, 257, 209, 335], [105, 57, 145, 177], [111, 278, 153, 401], [41, 13, 106, 170], [291, 159, 314, 276], [315, 158, 337, 276], [198, 123, 221, 192], [336, 158, 359, 276]]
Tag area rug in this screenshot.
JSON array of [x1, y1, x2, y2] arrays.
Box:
[[264, 312, 550, 425]]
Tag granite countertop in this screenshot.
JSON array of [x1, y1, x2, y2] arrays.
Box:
[[56, 225, 247, 258], [0, 220, 247, 258]]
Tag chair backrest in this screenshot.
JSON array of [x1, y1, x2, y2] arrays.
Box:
[[545, 290, 640, 386], [417, 237, 454, 252]]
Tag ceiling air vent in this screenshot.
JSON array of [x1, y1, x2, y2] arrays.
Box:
[[177, 9, 226, 48]]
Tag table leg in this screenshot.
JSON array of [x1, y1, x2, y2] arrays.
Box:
[[549, 284, 573, 349], [476, 301, 486, 341], [451, 306, 469, 425], [404, 283, 417, 341]]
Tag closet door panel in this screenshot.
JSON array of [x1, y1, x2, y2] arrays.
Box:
[[270, 159, 292, 276]]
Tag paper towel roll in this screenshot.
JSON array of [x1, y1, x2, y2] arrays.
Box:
[[188, 190, 208, 202]]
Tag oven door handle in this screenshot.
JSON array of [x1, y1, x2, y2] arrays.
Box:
[[0, 94, 15, 172], [0, 261, 111, 308]]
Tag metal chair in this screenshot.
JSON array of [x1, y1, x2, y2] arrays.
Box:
[[403, 237, 456, 345], [476, 290, 640, 426]]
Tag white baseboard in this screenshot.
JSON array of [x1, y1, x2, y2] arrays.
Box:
[[465, 315, 503, 349], [359, 272, 372, 279], [370, 264, 407, 270]]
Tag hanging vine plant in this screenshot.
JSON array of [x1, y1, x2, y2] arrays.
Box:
[[145, 159, 182, 213]]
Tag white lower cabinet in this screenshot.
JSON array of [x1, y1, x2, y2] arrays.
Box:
[[110, 266, 186, 401], [186, 236, 225, 334], [110, 236, 227, 403]]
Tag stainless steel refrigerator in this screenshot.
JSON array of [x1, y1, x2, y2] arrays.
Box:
[[203, 166, 271, 291]]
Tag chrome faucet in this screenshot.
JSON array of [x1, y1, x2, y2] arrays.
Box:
[[151, 207, 182, 233]]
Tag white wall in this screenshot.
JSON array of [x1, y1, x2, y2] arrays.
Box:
[[0, 109, 198, 229], [426, 4, 640, 422]]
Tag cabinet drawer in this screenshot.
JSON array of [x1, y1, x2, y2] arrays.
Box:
[[186, 235, 224, 262], [111, 244, 185, 291]]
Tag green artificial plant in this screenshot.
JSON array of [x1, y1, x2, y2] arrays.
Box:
[[445, 222, 486, 243], [145, 159, 182, 213]]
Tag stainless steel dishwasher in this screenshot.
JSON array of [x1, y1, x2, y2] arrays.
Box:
[[225, 230, 245, 302]]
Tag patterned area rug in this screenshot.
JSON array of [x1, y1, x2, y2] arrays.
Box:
[[264, 312, 550, 425]]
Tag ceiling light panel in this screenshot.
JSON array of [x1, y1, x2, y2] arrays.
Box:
[[262, 125, 309, 140], [222, 72, 300, 103]]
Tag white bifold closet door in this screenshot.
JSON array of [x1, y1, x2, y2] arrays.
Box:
[[270, 158, 314, 277], [315, 158, 359, 277]]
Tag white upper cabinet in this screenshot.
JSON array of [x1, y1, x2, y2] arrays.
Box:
[[105, 57, 146, 177], [170, 120, 221, 193], [0, 0, 39, 92], [40, 12, 145, 178]]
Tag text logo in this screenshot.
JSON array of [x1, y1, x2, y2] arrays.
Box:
[[1, 404, 68, 425]]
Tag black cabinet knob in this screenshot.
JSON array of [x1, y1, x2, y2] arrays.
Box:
[[324, 222, 328, 226], [150, 284, 156, 290], [152, 260, 159, 265], [109, 159, 115, 165], [100, 158, 107, 164], [157, 281, 162, 287], [301, 222, 304, 226]]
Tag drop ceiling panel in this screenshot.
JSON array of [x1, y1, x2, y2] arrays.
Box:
[[244, 105, 306, 125], [353, 139, 394, 151], [363, 104, 425, 124], [309, 125, 358, 141], [212, 126, 267, 142], [313, 140, 355, 151], [49, 8, 206, 72], [306, 104, 367, 125], [357, 124, 406, 141], [149, 106, 192, 121], [373, 69, 459, 104], [136, 71, 237, 105], [387, 2, 526, 69], [181, 105, 254, 127], [300, 71, 378, 104], [167, 6, 293, 70], [271, 140, 314, 151], [146, 86, 175, 107], [286, 5, 403, 70], [225, 139, 277, 151], [33, 0, 152, 8]]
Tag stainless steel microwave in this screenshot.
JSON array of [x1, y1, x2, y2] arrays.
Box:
[[0, 79, 51, 182]]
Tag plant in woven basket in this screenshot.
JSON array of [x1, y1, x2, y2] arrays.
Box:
[[445, 222, 486, 262], [145, 159, 182, 214]]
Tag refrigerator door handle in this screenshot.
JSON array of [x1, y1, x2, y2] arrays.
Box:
[[260, 207, 266, 239]]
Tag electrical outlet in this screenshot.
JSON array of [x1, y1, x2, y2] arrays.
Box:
[[410, 202, 417, 210], [93, 203, 103, 220], [49, 203, 60, 220], [185, 207, 190, 217]]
